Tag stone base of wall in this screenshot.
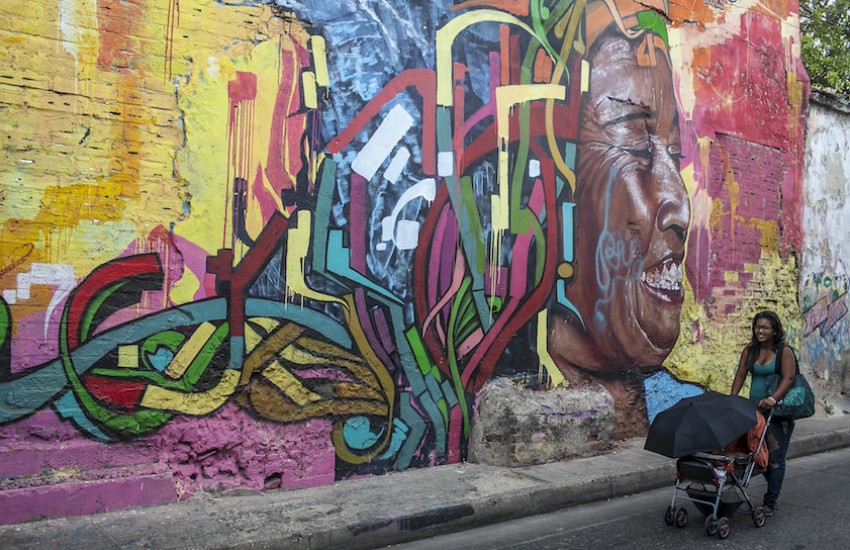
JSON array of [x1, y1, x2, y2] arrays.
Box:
[[468, 379, 615, 467]]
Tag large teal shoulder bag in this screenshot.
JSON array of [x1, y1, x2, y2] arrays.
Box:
[[765, 344, 815, 420]]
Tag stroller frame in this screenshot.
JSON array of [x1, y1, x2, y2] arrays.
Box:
[[663, 409, 773, 539]]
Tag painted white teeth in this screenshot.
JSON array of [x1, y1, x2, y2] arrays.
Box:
[[642, 262, 683, 292]]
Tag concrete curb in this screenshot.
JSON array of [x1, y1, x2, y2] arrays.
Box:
[[1, 415, 848, 550]]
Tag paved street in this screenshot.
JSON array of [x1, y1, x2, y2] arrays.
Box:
[[390, 446, 850, 550]]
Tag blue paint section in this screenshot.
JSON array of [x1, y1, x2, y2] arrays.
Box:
[[54, 392, 110, 440], [396, 338, 448, 457], [561, 202, 575, 262], [313, 157, 337, 276], [644, 370, 704, 425], [563, 141, 576, 169], [440, 379, 459, 407], [246, 298, 353, 349], [326, 230, 402, 303], [0, 298, 228, 423], [390, 305, 449, 467], [556, 279, 583, 327], [343, 416, 385, 450], [418, 391, 447, 456], [425, 374, 447, 418], [148, 348, 173, 372], [380, 418, 410, 460], [228, 336, 244, 370], [394, 392, 427, 470]]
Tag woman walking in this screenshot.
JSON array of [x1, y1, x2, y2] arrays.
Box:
[[730, 311, 797, 516]]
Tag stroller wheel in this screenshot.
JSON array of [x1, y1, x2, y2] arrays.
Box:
[[752, 507, 766, 528], [675, 507, 688, 528], [664, 507, 675, 526], [704, 516, 718, 536], [717, 517, 731, 539]]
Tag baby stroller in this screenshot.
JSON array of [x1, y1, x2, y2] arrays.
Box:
[[662, 408, 773, 539]]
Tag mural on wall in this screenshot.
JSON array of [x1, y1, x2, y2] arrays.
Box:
[[0, 0, 808, 513]]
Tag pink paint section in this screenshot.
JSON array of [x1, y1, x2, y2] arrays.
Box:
[[8, 311, 62, 374], [148, 404, 335, 492], [0, 475, 179, 525], [1, 406, 337, 523], [688, 134, 784, 308], [688, 9, 808, 260], [692, 12, 792, 151]]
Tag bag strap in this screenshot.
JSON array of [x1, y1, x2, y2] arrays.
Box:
[[775, 344, 801, 376]]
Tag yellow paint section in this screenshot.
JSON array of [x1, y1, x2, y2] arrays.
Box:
[[724, 271, 739, 283], [436, 10, 539, 106], [117, 346, 140, 369], [666, 250, 802, 393], [284, 210, 349, 309], [141, 369, 240, 414], [244, 317, 280, 352], [302, 71, 318, 109], [536, 310, 566, 388], [1, 0, 309, 309], [331, 294, 395, 464], [279, 343, 365, 375], [164, 322, 217, 380], [494, 84, 566, 233], [262, 360, 322, 406], [489, 83, 565, 300], [248, 317, 282, 333], [310, 36, 329, 87], [244, 323, 264, 354], [580, 59, 590, 93], [279, 343, 325, 366], [168, 270, 201, 306]]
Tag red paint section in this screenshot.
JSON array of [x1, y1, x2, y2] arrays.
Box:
[[66, 254, 163, 349], [228, 71, 258, 103], [83, 374, 145, 410], [264, 45, 303, 212], [327, 69, 437, 176], [97, 0, 144, 72], [206, 212, 288, 338]]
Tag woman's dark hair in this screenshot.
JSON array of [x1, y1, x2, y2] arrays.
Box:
[[744, 310, 786, 370]]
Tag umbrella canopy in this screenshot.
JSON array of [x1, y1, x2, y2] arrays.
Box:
[[644, 391, 758, 458]]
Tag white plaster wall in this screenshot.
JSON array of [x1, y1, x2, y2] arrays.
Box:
[[801, 96, 850, 408]]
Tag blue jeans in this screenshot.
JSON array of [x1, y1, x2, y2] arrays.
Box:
[[763, 418, 795, 510]]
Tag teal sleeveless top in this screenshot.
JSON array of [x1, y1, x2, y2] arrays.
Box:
[[750, 353, 776, 401]]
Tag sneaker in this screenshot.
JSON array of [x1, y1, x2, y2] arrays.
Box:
[[762, 505, 775, 517]]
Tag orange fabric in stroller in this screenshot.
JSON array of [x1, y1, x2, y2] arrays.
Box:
[[723, 411, 768, 468]]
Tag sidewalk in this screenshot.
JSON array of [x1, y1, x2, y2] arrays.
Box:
[[2, 414, 849, 550]]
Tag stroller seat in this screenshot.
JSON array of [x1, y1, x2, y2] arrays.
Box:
[[662, 410, 774, 539]]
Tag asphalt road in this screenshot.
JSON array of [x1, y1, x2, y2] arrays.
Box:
[[389, 446, 850, 550]]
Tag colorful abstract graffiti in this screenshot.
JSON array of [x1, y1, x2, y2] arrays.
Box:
[[0, 0, 809, 511], [800, 271, 850, 375]]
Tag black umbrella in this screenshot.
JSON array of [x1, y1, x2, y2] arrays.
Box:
[[644, 391, 758, 458]]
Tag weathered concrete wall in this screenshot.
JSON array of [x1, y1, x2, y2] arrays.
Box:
[[800, 92, 850, 412], [0, 0, 813, 523], [469, 379, 614, 466]]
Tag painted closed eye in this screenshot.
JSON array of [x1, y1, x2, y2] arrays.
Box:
[[667, 143, 682, 164]]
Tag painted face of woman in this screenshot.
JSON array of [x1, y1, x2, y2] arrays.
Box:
[[551, 32, 690, 373]]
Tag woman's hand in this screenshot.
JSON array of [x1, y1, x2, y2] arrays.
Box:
[[758, 396, 777, 410]]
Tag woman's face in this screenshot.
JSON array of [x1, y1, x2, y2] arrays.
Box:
[[552, 33, 690, 372], [754, 318, 776, 345]]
